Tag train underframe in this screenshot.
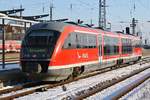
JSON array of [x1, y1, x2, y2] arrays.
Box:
[[21, 56, 141, 81]]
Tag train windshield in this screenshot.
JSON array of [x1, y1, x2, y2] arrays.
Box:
[[27, 30, 59, 47], [22, 30, 60, 59]]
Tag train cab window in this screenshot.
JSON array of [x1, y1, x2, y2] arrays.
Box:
[[22, 30, 60, 58], [104, 36, 119, 55], [26, 30, 60, 47]]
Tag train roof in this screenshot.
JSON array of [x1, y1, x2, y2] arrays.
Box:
[[27, 22, 141, 40], [27, 21, 105, 34], [118, 32, 141, 40], [27, 21, 68, 33]]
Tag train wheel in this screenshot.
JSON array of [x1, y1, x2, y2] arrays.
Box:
[[67, 74, 74, 81], [37, 64, 42, 73], [133, 60, 138, 64], [73, 66, 84, 77], [111, 66, 116, 69]]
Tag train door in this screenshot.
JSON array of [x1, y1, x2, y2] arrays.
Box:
[[98, 34, 102, 64]]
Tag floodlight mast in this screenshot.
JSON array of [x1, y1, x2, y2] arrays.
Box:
[[99, 0, 106, 29]]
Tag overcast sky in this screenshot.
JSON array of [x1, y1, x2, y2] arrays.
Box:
[[0, 0, 150, 39]]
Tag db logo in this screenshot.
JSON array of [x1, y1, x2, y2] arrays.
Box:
[[82, 53, 88, 58], [32, 54, 37, 58], [77, 52, 88, 59]]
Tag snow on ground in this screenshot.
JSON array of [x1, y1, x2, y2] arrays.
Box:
[[121, 78, 150, 100], [86, 68, 150, 100], [15, 62, 150, 100]]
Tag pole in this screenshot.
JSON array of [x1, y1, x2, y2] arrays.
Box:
[[29, 22, 32, 27], [132, 18, 135, 35], [24, 22, 27, 32], [99, 0, 106, 29], [50, 2, 53, 21], [108, 22, 111, 31], [99, 0, 101, 27], [2, 19, 5, 69], [20, 4, 23, 18], [104, 0, 106, 29], [132, 18, 138, 36]]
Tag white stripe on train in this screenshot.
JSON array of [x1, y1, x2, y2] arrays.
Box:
[[48, 55, 141, 70]]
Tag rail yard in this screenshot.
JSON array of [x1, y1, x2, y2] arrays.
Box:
[[0, 53, 149, 99]]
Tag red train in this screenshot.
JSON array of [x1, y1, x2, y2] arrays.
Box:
[[20, 22, 142, 81], [0, 40, 21, 53]]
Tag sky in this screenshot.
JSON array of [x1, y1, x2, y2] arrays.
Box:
[[0, 0, 150, 42]]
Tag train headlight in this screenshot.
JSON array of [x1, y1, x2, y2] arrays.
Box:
[[32, 54, 37, 58], [23, 54, 30, 58], [42, 54, 45, 57]]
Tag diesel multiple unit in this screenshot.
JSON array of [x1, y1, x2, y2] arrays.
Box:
[[20, 22, 142, 81]]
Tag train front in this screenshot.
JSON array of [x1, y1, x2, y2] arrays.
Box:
[[20, 22, 62, 81]]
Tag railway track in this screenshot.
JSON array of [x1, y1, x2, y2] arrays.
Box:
[[103, 71, 149, 100], [0, 57, 150, 99], [70, 66, 150, 100], [120, 78, 150, 99]]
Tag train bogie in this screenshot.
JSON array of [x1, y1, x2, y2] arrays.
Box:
[[25, 68, 73, 81]]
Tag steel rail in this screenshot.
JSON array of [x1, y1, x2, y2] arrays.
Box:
[[103, 73, 150, 100], [67, 66, 150, 100]]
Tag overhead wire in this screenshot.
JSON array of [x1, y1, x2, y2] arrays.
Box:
[[134, 0, 150, 16]]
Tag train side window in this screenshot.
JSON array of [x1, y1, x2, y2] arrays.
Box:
[[122, 38, 132, 54], [75, 32, 96, 49], [63, 34, 71, 49], [104, 36, 119, 55], [87, 34, 97, 48], [63, 33, 77, 49], [82, 34, 87, 48], [104, 36, 109, 55], [63, 32, 97, 49], [77, 33, 87, 48], [134, 40, 141, 47], [68, 43, 71, 47], [76, 34, 80, 48]]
